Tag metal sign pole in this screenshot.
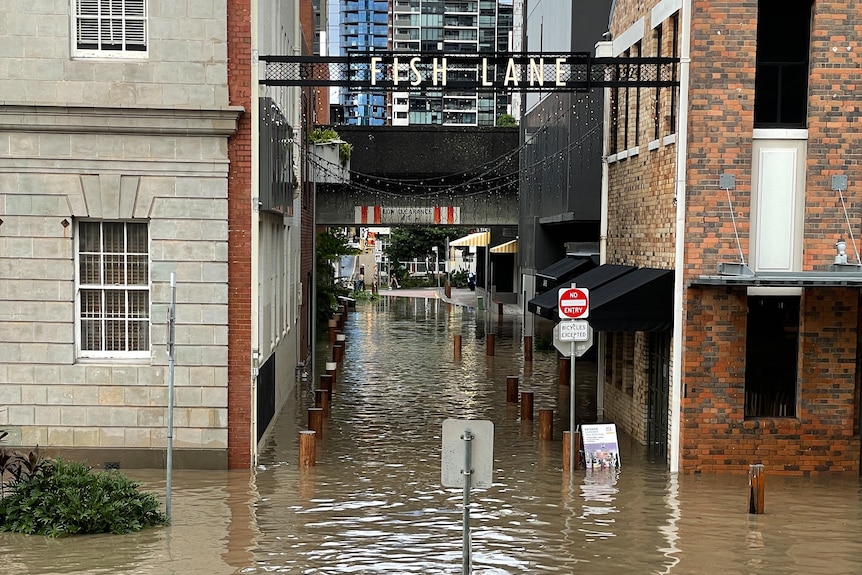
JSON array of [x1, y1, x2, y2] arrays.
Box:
[[462, 430, 474, 575], [570, 341, 576, 474], [165, 272, 176, 519]]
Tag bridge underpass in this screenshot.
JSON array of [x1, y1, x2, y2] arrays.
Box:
[[311, 125, 520, 227]]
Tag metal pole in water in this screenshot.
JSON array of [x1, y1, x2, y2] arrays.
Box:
[[462, 430, 474, 575], [569, 340, 576, 474], [166, 272, 176, 519]]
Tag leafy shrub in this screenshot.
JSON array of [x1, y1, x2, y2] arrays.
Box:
[[0, 456, 168, 537]]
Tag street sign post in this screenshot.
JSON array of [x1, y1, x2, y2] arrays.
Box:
[[556, 286, 592, 475], [442, 419, 494, 575]]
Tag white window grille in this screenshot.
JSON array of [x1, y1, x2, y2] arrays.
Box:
[[77, 221, 150, 358], [72, 0, 148, 58]]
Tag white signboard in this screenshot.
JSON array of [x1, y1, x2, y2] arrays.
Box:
[[581, 423, 621, 469], [558, 287, 590, 319], [552, 322, 594, 357], [558, 320, 591, 341], [441, 419, 494, 488]]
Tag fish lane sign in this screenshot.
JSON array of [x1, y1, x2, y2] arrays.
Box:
[[558, 287, 589, 320]]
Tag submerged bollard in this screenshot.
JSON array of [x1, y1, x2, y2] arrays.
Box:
[[558, 356, 570, 387], [320, 374, 333, 396], [326, 361, 337, 381], [308, 407, 324, 440], [328, 319, 338, 343], [562, 430, 581, 472], [506, 376, 519, 403], [315, 388, 331, 418], [486, 332, 496, 356], [520, 391, 534, 421], [524, 335, 533, 362], [748, 464, 765, 514], [539, 409, 553, 440], [453, 334, 462, 360], [333, 342, 344, 363], [299, 430, 316, 467]]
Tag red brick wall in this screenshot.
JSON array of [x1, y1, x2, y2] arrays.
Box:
[[609, 0, 862, 475], [227, 0, 253, 469], [682, 287, 860, 474]]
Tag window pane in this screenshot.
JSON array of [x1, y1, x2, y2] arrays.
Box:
[[104, 253, 125, 285], [129, 320, 149, 350], [79, 222, 101, 252], [81, 320, 102, 351], [80, 289, 102, 317], [128, 291, 149, 318], [103, 222, 125, 252], [105, 320, 126, 351], [127, 254, 148, 285], [127, 223, 148, 253]]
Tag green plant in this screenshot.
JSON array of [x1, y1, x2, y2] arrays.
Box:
[[496, 113, 518, 127], [309, 127, 353, 166], [0, 458, 168, 537]]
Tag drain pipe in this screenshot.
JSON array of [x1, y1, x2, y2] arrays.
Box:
[[595, 39, 613, 421], [669, 0, 693, 474]]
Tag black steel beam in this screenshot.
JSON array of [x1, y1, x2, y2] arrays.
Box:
[[260, 51, 678, 91]]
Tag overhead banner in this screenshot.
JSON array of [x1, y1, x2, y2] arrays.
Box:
[[356, 206, 460, 225]]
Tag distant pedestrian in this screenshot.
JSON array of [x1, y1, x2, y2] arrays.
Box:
[[389, 271, 401, 289]]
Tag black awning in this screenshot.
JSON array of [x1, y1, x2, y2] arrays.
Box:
[[535, 256, 597, 290], [589, 267, 674, 332], [528, 264, 637, 320]]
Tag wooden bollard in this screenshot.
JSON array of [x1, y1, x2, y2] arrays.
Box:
[[315, 388, 331, 417], [562, 430, 581, 472], [524, 335, 533, 362], [326, 361, 337, 381], [520, 391, 534, 421], [453, 334, 462, 359], [498, 302, 504, 316], [748, 464, 765, 514], [558, 356, 570, 387], [308, 407, 324, 440], [320, 374, 333, 396], [486, 332, 496, 356], [333, 342, 344, 363], [333, 313, 343, 331], [539, 409, 553, 440], [328, 319, 338, 343], [506, 376, 519, 403], [299, 430, 316, 467], [336, 333, 346, 348]]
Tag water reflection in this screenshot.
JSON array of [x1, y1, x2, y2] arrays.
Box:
[[2, 293, 862, 574]]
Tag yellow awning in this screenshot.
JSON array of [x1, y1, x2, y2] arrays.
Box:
[[449, 231, 490, 247], [490, 239, 518, 254]]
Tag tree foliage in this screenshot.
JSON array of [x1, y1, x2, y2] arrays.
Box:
[[384, 226, 463, 267], [496, 113, 518, 127], [316, 228, 358, 323]]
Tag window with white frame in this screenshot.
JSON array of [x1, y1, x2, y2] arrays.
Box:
[[73, 0, 148, 58], [77, 221, 150, 357]]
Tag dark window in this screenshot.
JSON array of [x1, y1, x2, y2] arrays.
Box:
[[754, 0, 812, 128], [654, 24, 663, 141], [745, 296, 799, 417]]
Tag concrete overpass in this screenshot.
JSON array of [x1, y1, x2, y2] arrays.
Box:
[[312, 125, 519, 226]]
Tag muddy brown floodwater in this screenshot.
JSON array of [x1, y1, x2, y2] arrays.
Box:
[[2, 291, 862, 574]]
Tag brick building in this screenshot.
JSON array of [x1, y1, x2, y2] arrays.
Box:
[[0, 0, 310, 469], [605, 0, 862, 474]]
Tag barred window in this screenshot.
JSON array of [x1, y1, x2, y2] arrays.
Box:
[[77, 221, 150, 358], [73, 0, 148, 58]]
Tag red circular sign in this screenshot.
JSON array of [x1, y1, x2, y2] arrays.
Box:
[[558, 287, 589, 319]]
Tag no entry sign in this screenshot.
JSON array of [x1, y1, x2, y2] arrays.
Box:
[[558, 287, 589, 319]]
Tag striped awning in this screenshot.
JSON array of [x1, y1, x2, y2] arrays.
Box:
[[490, 239, 518, 254], [449, 231, 490, 247]]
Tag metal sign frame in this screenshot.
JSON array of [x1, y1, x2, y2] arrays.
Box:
[[261, 51, 678, 91]]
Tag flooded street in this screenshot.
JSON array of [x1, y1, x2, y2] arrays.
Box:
[[3, 291, 862, 574]]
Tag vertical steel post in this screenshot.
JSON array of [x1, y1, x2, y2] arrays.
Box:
[[166, 272, 176, 518], [569, 340, 576, 474], [462, 430, 474, 575]]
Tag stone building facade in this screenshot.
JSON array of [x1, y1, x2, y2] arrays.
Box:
[[606, 0, 862, 474], [0, 0, 306, 468]]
